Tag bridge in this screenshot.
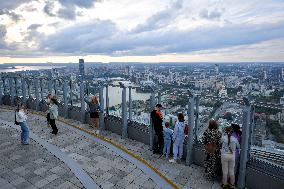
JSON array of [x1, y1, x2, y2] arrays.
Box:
[[0, 74, 283, 189]]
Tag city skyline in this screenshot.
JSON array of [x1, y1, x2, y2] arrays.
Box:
[[1, 0, 284, 63]]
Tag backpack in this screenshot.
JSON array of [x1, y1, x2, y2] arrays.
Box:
[[14, 111, 19, 125], [205, 143, 217, 154]]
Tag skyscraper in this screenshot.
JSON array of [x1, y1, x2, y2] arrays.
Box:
[[215, 64, 219, 75], [79, 59, 85, 79]]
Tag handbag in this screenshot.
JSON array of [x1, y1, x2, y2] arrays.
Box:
[[14, 111, 19, 125], [204, 143, 217, 154]]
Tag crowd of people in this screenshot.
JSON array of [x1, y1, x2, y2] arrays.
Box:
[[14, 95, 241, 189], [151, 104, 242, 189]]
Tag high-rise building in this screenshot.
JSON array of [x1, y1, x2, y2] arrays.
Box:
[[282, 68, 284, 81], [264, 71, 267, 80], [79, 59, 85, 79], [215, 64, 219, 75]]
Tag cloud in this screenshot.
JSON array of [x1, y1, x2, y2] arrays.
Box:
[[43, 2, 56, 17], [0, 0, 30, 10], [0, 9, 23, 22], [132, 0, 184, 33], [199, 8, 223, 20], [56, 0, 100, 20], [39, 19, 284, 56], [0, 25, 7, 49], [28, 24, 42, 30]]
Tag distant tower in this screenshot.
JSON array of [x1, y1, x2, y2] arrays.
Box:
[[263, 71, 267, 80], [282, 68, 284, 81], [215, 64, 219, 75], [79, 59, 85, 79]]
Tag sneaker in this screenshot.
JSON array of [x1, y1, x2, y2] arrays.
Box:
[[221, 184, 229, 189], [228, 184, 235, 189], [169, 159, 177, 163], [95, 130, 100, 134]]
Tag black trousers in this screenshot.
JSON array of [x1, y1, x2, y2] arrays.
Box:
[[46, 113, 50, 124], [154, 130, 164, 153], [50, 119, 58, 134]]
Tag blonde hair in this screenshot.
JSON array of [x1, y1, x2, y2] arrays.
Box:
[[91, 96, 98, 105]]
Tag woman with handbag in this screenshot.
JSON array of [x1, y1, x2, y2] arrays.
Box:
[[49, 97, 59, 135], [15, 103, 29, 145], [202, 120, 222, 180]]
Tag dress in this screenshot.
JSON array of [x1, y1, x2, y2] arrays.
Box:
[[202, 128, 222, 180]]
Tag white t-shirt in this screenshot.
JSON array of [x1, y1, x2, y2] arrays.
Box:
[[16, 110, 27, 123]]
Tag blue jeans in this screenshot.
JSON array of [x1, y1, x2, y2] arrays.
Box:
[[163, 139, 171, 157], [19, 121, 29, 144]]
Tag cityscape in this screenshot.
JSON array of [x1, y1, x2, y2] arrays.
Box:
[[1, 61, 284, 152]]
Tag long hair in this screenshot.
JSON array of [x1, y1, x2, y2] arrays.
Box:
[[16, 102, 24, 112], [225, 126, 233, 153], [177, 113, 184, 122], [51, 96, 58, 105], [91, 96, 98, 105], [208, 120, 218, 130], [231, 123, 242, 136]]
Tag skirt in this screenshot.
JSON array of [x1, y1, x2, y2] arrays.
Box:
[[90, 112, 99, 118]]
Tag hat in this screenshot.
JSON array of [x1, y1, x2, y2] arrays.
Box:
[[156, 104, 162, 108]]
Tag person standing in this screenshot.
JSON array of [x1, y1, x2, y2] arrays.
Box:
[[221, 126, 240, 189], [16, 103, 29, 145], [231, 123, 242, 184], [150, 104, 164, 154], [163, 122, 173, 158], [169, 113, 185, 163], [49, 96, 58, 135], [46, 94, 52, 127], [85, 95, 102, 134], [202, 120, 222, 180]]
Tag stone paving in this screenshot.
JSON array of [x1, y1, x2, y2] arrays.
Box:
[[0, 109, 160, 189], [0, 124, 82, 189], [74, 123, 221, 189]]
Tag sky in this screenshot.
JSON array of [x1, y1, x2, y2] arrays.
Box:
[[0, 0, 284, 63]]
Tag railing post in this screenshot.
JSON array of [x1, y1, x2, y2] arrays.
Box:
[[121, 84, 128, 138], [21, 78, 26, 106], [237, 103, 251, 189], [186, 94, 195, 166], [27, 80, 31, 98], [150, 92, 156, 150], [9, 77, 15, 106], [40, 79, 44, 100], [99, 86, 105, 130], [248, 106, 255, 156], [48, 77, 52, 94], [80, 82, 86, 123], [34, 78, 40, 110], [54, 79, 57, 95], [106, 85, 109, 115], [129, 86, 133, 121], [158, 91, 161, 104], [69, 80, 73, 106], [15, 78, 19, 97], [194, 96, 200, 141], [0, 79, 2, 105], [63, 80, 68, 119]]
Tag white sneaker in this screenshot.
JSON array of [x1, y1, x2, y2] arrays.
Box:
[[95, 130, 100, 134], [169, 159, 176, 163]]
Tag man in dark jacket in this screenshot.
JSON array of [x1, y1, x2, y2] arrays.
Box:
[[151, 104, 164, 154]]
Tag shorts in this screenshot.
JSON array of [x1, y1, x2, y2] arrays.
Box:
[[90, 112, 99, 118]]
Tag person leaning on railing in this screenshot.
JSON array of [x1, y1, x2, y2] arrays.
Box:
[[84, 94, 103, 134], [151, 104, 164, 154]]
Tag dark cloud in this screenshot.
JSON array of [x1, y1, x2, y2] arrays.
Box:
[[132, 0, 184, 33], [0, 9, 22, 22], [43, 2, 56, 17], [56, 0, 100, 20], [0, 25, 7, 49], [40, 19, 284, 56], [57, 5, 76, 20], [199, 9, 223, 20], [28, 24, 42, 30]]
